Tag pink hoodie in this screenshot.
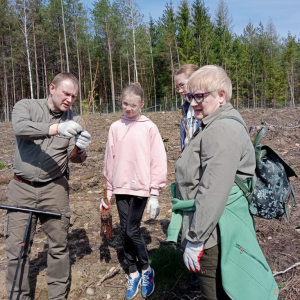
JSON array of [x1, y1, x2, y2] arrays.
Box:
[[103, 115, 167, 198]]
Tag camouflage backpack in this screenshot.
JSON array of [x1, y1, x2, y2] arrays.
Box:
[[222, 117, 298, 220]]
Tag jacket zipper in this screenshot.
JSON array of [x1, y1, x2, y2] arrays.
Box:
[[236, 244, 269, 271]]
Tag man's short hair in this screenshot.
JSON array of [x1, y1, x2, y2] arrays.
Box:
[[51, 72, 79, 88], [188, 65, 232, 102]]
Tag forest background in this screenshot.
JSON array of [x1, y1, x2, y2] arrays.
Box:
[[0, 0, 300, 121]]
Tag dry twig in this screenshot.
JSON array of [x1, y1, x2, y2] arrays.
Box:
[[104, 284, 124, 288], [273, 262, 300, 276], [96, 267, 120, 286], [264, 122, 300, 130]]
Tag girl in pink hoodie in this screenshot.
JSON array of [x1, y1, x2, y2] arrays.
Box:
[[103, 83, 167, 300]]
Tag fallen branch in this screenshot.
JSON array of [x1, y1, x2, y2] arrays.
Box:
[[96, 267, 120, 286], [170, 292, 181, 299], [263, 122, 300, 130], [104, 284, 124, 288], [184, 295, 202, 300], [273, 262, 300, 276]]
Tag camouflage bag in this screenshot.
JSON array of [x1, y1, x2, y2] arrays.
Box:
[[219, 116, 298, 220], [234, 126, 298, 220]]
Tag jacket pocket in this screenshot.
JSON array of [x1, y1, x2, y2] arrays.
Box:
[[235, 244, 269, 271], [113, 160, 146, 190]]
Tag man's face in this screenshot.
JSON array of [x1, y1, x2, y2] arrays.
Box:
[[48, 79, 78, 112]]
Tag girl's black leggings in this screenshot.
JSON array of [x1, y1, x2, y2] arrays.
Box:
[[115, 194, 149, 273]]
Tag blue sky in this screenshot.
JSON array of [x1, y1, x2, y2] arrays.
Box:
[[82, 0, 300, 39]]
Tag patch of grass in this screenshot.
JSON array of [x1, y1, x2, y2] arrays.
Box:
[[0, 161, 4, 170], [149, 244, 189, 289]]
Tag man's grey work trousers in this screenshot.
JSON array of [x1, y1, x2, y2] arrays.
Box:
[[4, 177, 71, 300]]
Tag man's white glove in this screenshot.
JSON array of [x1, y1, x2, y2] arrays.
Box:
[[147, 195, 160, 219], [100, 196, 112, 213], [75, 130, 91, 150], [183, 241, 204, 272], [58, 121, 82, 138]]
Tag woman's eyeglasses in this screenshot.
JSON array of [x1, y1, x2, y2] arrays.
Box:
[[185, 91, 212, 104], [175, 83, 186, 92]]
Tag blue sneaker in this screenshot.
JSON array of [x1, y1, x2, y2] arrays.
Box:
[[141, 267, 155, 298], [125, 273, 141, 300]]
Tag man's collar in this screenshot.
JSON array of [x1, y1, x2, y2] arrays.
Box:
[[50, 109, 63, 117], [46, 96, 63, 117]]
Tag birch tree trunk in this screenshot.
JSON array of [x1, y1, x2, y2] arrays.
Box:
[[105, 18, 115, 113], [127, 44, 131, 85], [61, 0, 69, 72], [42, 41, 48, 97], [22, 0, 34, 99], [169, 44, 174, 99], [88, 50, 94, 113], [288, 65, 295, 108], [9, 25, 16, 105], [128, 0, 138, 82], [1, 36, 9, 121], [73, 6, 82, 114], [58, 21, 64, 72], [20, 65, 24, 99], [32, 20, 39, 99], [148, 31, 156, 111], [119, 53, 123, 91]]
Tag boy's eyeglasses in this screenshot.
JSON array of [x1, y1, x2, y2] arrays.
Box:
[[185, 91, 212, 104]]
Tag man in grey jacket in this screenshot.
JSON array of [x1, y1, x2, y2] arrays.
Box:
[[5, 73, 91, 300]]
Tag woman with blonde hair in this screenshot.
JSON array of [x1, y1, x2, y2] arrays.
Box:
[[169, 65, 278, 300]]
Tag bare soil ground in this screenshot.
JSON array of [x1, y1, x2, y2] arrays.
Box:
[[0, 107, 299, 300]]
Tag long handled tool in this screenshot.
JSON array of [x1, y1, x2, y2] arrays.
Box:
[[0, 205, 61, 300]]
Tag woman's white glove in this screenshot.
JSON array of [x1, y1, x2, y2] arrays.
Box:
[[183, 241, 204, 272], [147, 195, 160, 219], [75, 130, 91, 150], [57, 121, 82, 137]]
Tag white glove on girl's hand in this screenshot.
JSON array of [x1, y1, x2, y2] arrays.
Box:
[[75, 130, 91, 150], [100, 196, 112, 213], [183, 241, 204, 272], [147, 195, 160, 219], [58, 121, 82, 138]]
